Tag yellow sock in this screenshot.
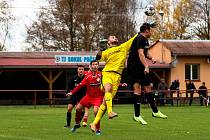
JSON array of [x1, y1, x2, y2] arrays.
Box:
[[105, 92, 113, 114], [93, 104, 106, 125]]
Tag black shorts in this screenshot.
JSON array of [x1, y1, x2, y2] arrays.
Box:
[[127, 69, 152, 88], [68, 94, 85, 106]]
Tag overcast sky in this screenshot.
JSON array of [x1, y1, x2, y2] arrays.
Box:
[[7, 0, 48, 51], [7, 0, 149, 51]]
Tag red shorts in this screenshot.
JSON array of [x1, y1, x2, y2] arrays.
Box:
[[80, 95, 103, 108]]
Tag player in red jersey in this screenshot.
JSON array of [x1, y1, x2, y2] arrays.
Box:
[[67, 60, 104, 135]]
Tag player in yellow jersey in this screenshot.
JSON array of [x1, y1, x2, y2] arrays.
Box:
[[90, 34, 137, 132]]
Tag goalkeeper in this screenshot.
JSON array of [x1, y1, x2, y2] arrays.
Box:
[[90, 31, 139, 132]]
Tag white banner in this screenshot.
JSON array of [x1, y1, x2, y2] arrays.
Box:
[[55, 55, 96, 63]]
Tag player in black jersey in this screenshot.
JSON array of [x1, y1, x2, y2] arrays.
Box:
[[127, 23, 167, 125], [64, 65, 87, 127]]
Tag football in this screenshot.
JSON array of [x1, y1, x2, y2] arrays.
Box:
[[144, 4, 155, 16]]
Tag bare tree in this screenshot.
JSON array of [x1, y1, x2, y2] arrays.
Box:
[[26, 0, 137, 51], [173, 0, 197, 39], [0, 0, 14, 51], [26, 0, 76, 51], [191, 0, 210, 39]]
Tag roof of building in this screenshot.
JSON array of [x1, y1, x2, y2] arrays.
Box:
[[151, 40, 210, 56], [0, 51, 96, 58], [0, 52, 96, 68], [0, 51, 170, 69]]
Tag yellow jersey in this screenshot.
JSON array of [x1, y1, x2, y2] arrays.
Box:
[[99, 34, 137, 74]]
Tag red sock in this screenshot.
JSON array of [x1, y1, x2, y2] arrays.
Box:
[[75, 110, 82, 124], [83, 115, 88, 123]]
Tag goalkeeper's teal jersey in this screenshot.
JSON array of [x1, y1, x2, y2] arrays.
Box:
[[99, 34, 137, 74]]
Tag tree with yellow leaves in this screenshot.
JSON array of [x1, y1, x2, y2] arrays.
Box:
[[151, 0, 196, 41]]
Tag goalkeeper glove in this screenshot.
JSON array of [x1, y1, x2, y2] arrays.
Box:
[[99, 38, 108, 51]]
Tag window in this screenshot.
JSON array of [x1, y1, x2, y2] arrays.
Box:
[[185, 64, 200, 80]]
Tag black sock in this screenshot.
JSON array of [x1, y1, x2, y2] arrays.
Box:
[[145, 92, 158, 113], [133, 94, 141, 117], [66, 112, 71, 126]]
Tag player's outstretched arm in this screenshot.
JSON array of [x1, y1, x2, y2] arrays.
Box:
[[96, 38, 108, 61], [66, 92, 73, 96], [96, 48, 108, 62], [96, 50, 102, 60], [69, 78, 87, 95], [121, 34, 138, 52]]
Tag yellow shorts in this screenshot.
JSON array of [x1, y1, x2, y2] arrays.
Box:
[[101, 72, 121, 97]]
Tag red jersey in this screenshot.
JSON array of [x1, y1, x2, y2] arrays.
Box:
[[84, 70, 90, 75], [71, 71, 104, 98]]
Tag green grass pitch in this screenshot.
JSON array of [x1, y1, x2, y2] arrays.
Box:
[[0, 105, 209, 140]]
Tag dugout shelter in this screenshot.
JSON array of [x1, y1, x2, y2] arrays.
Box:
[[0, 51, 170, 105]]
